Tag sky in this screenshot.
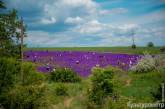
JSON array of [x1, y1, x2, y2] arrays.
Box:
[[5, 0, 165, 47]]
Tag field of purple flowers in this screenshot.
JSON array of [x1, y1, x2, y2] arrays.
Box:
[[24, 51, 141, 77]]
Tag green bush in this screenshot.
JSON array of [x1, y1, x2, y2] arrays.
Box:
[[50, 68, 81, 83], [0, 84, 51, 109], [130, 53, 157, 73], [0, 58, 20, 93], [160, 46, 165, 53], [0, 58, 52, 109], [87, 66, 114, 108], [54, 83, 68, 96], [22, 62, 46, 85]]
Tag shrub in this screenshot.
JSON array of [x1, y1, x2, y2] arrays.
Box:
[[54, 83, 68, 96], [0, 58, 51, 109], [22, 62, 46, 85], [131, 44, 136, 49], [160, 47, 165, 53], [0, 84, 51, 109], [147, 42, 154, 47], [50, 68, 81, 83], [151, 82, 165, 109], [87, 66, 114, 108], [0, 58, 20, 93], [130, 53, 157, 73], [151, 84, 164, 102]]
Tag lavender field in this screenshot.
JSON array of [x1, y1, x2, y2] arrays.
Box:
[[24, 50, 141, 77]]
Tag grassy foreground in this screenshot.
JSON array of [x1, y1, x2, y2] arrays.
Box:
[[48, 69, 165, 109], [25, 47, 162, 54]]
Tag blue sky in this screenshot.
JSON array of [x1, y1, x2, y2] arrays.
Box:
[[5, 0, 165, 47]]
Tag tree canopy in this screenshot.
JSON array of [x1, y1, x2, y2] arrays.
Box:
[[0, 1, 26, 58]]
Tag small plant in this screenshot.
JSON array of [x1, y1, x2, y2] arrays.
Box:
[[87, 66, 114, 108], [151, 84, 164, 102], [151, 82, 165, 109], [131, 44, 136, 49], [54, 83, 68, 96], [50, 68, 81, 83], [160, 47, 165, 53], [147, 42, 154, 47], [130, 52, 157, 73]]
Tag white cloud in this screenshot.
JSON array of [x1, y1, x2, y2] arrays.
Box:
[[25, 22, 165, 47], [41, 17, 56, 24], [61, 0, 97, 8], [126, 10, 165, 25], [65, 16, 84, 24], [61, 0, 98, 14], [99, 8, 128, 15], [43, 0, 98, 22], [74, 20, 107, 34], [25, 31, 73, 47], [8, 0, 165, 46], [73, 19, 139, 35]]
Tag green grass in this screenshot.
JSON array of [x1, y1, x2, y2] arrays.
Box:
[[47, 69, 165, 109], [118, 71, 165, 102], [48, 80, 89, 109], [110, 69, 165, 109], [25, 47, 162, 54]]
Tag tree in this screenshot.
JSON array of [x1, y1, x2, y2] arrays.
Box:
[[0, 0, 6, 9], [147, 42, 154, 47], [0, 9, 26, 57]]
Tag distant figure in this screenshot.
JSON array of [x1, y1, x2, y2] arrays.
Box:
[[95, 64, 100, 67], [53, 68, 56, 72], [76, 60, 79, 64]]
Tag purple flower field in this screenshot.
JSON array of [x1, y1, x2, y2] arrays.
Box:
[[24, 51, 141, 77]]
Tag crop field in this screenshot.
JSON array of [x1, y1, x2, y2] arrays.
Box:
[[24, 47, 162, 76], [25, 47, 162, 54], [24, 50, 141, 77]]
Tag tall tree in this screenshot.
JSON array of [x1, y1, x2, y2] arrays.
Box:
[[0, 0, 6, 9], [0, 1, 26, 58]]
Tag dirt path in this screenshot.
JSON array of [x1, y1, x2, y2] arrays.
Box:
[[64, 97, 73, 108]]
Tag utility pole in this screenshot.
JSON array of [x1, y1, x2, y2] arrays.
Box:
[[20, 17, 24, 84]]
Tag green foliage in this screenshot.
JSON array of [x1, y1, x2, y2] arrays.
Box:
[[50, 68, 81, 83], [130, 53, 157, 73], [22, 62, 46, 85], [54, 83, 68, 96], [131, 44, 136, 49], [0, 0, 6, 9], [0, 8, 26, 58], [0, 58, 20, 93], [119, 70, 165, 102], [151, 77, 165, 103], [87, 66, 114, 108], [151, 84, 164, 102], [160, 46, 165, 53], [147, 42, 154, 48], [0, 58, 52, 109], [0, 83, 51, 109]]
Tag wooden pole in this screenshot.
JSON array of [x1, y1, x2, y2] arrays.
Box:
[[20, 17, 24, 84]]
